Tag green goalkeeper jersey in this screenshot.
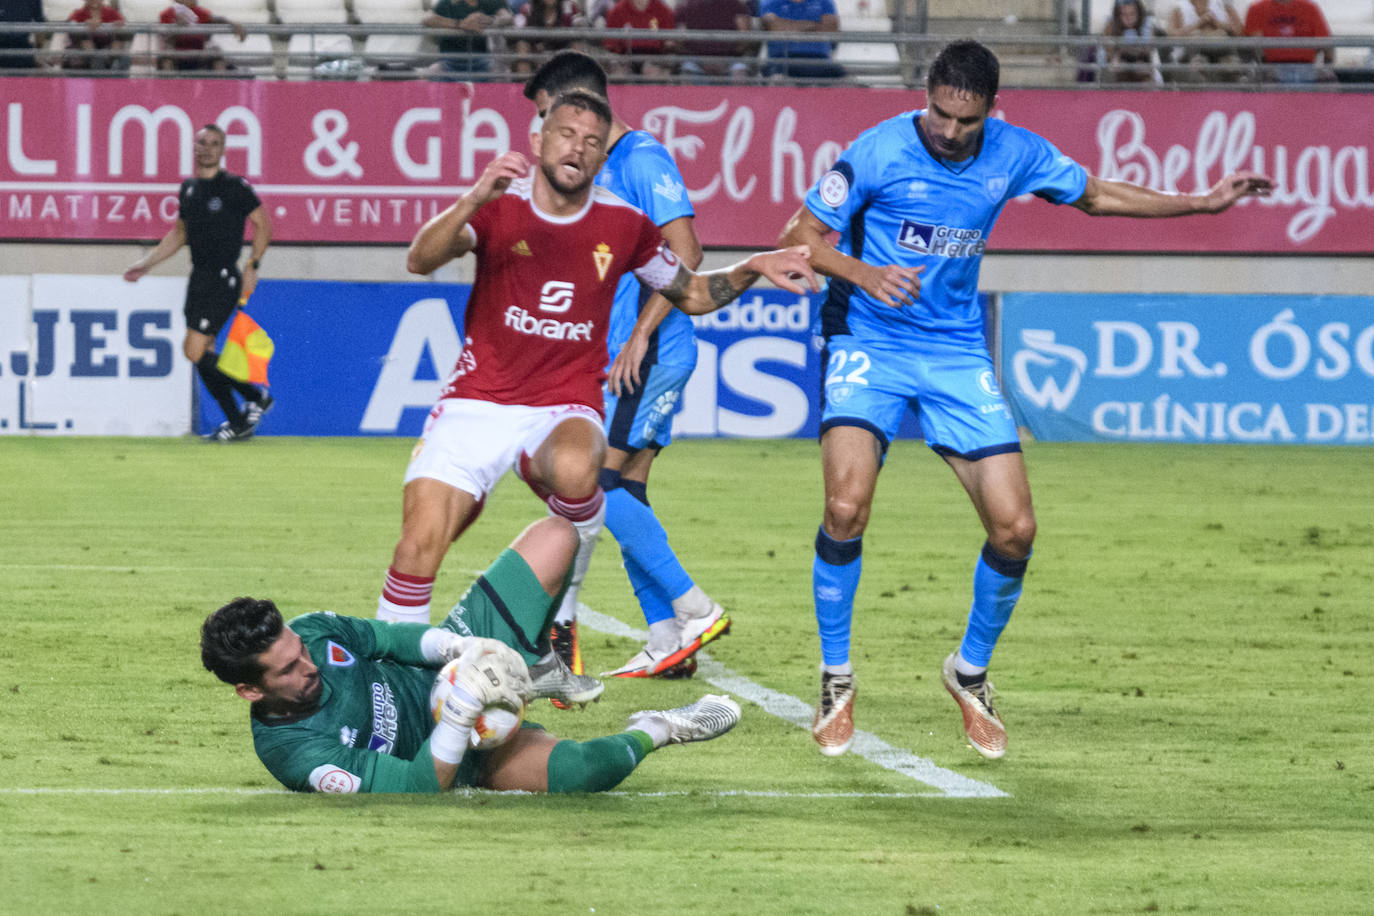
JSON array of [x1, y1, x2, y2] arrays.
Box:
[[249, 612, 476, 794]]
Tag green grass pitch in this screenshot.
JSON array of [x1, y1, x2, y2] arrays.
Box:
[[2, 436, 1371, 914]]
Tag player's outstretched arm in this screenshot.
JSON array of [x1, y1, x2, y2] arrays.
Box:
[[779, 206, 921, 307], [1072, 171, 1272, 218], [610, 216, 703, 395], [122, 220, 187, 282], [407, 152, 530, 275], [653, 246, 820, 316]]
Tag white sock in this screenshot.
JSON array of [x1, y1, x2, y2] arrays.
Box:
[[954, 652, 988, 679], [646, 619, 679, 653], [377, 598, 430, 624], [670, 583, 713, 619], [629, 715, 670, 749], [553, 499, 605, 625], [823, 661, 853, 676]]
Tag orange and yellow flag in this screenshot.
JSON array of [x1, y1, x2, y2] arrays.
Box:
[[217, 304, 274, 385]]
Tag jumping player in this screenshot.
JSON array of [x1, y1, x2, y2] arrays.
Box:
[[374, 89, 817, 712], [522, 51, 728, 681]]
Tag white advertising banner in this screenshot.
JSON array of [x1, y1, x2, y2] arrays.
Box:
[[1, 275, 190, 435]]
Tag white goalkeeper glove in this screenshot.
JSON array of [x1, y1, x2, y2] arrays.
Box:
[[430, 645, 532, 765], [455, 639, 534, 706]]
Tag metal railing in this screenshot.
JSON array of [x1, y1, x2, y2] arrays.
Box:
[[2, 22, 1372, 89]]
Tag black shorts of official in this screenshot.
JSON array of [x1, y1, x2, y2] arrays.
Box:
[[184, 264, 241, 337]]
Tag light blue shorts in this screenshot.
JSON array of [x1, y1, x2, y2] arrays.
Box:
[[820, 334, 1020, 459], [604, 363, 694, 452]]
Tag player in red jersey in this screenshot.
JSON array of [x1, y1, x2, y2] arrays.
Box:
[[376, 89, 817, 707]]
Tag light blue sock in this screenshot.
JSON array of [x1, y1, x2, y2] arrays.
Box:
[[958, 541, 1030, 668], [623, 554, 675, 626], [813, 526, 862, 667], [603, 482, 695, 623]]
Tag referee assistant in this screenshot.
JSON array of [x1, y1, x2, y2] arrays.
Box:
[[124, 123, 273, 441]]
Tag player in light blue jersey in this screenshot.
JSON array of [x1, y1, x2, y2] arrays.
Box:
[[781, 39, 1271, 759], [524, 52, 732, 681]]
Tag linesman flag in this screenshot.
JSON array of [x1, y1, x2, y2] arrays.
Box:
[[217, 302, 274, 385]]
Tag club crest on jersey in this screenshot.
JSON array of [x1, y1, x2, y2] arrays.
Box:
[[326, 641, 355, 666], [983, 174, 1009, 202], [593, 243, 614, 282]]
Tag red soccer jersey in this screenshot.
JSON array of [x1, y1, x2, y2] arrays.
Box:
[[1244, 0, 1330, 63], [604, 0, 675, 54], [442, 177, 667, 413]]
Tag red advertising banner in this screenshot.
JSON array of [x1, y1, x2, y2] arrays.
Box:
[[1, 78, 1369, 252]]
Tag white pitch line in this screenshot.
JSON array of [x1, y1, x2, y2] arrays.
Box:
[[577, 607, 1008, 799], [0, 787, 949, 800]]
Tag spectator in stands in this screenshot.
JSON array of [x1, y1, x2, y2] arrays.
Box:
[[1098, 0, 1163, 83], [511, 0, 589, 75], [603, 0, 676, 77], [425, 0, 514, 79], [0, 0, 48, 70], [1166, 0, 1247, 80], [759, 0, 843, 80], [158, 0, 246, 71], [1244, 0, 1334, 82], [62, 0, 129, 70], [677, 0, 754, 80]]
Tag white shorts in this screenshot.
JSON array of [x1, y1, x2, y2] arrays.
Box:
[[404, 399, 603, 498]]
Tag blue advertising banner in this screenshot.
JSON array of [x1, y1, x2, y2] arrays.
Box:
[[1001, 293, 1374, 445], [197, 279, 468, 436], [215, 280, 985, 440]]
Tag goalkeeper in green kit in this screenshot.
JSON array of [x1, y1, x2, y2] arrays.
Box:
[[200, 517, 741, 794]]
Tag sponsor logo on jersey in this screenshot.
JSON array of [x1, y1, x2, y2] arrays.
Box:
[[340, 726, 358, 747], [511, 240, 532, 257], [309, 765, 360, 794], [539, 280, 575, 313], [208, 197, 223, 213], [368, 682, 398, 755], [326, 641, 355, 666], [819, 169, 849, 208], [592, 244, 614, 282], [505, 306, 594, 341], [653, 172, 685, 203], [896, 220, 986, 258]]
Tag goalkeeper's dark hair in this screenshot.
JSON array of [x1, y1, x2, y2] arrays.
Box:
[[926, 40, 999, 108], [201, 597, 284, 685], [523, 50, 608, 103]]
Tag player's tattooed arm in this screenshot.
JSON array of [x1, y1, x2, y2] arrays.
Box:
[[653, 248, 819, 316]]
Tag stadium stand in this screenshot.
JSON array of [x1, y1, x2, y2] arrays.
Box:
[[202, 0, 275, 73], [276, 0, 354, 76], [353, 0, 435, 75]]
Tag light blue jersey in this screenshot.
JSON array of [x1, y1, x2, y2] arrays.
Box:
[[597, 129, 698, 370], [806, 110, 1087, 349]]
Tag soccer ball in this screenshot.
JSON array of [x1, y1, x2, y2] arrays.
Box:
[[429, 659, 525, 750]]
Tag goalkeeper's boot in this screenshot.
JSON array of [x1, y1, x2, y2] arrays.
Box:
[[529, 653, 603, 710], [942, 653, 1006, 759], [652, 602, 729, 675], [627, 694, 741, 745], [811, 669, 856, 756], [243, 391, 274, 430]]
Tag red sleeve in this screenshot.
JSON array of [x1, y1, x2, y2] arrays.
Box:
[[630, 211, 665, 271]]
